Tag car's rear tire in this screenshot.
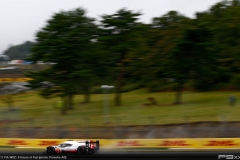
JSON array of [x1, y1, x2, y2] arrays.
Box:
[[85, 149, 91, 154], [77, 146, 85, 154], [47, 147, 55, 154], [93, 148, 99, 154]]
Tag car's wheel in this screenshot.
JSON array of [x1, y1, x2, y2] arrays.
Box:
[[86, 148, 94, 154], [47, 147, 55, 154], [85, 150, 91, 154], [77, 146, 85, 154]]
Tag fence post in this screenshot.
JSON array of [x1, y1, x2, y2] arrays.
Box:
[[184, 116, 191, 138], [28, 118, 35, 138], [84, 118, 90, 138], [219, 114, 229, 137], [115, 117, 122, 138], [5, 118, 10, 138], [145, 116, 155, 138], [55, 118, 63, 138]]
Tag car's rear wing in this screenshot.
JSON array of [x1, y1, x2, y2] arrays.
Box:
[[85, 140, 100, 149]]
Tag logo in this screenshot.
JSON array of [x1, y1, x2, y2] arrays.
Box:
[[218, 155, 240, 159], [159, 140, 190, 146], [116, 141, 144, 146], [39, 141, 59, 146], [205, 140, 237, 146], [7, 140, 28, 145]]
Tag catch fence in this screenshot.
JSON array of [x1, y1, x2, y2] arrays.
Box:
[[0, 116, 238, 139]]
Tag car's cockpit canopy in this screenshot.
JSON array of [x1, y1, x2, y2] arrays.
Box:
[[58, 143, 72, 147]]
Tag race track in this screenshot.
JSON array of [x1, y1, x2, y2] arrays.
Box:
[[0, 148, 239, 160]]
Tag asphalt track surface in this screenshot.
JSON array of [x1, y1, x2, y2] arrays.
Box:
[[0, 149, 240, 160]]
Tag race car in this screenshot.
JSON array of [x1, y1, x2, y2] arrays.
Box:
[[43, 140, 100, 154]]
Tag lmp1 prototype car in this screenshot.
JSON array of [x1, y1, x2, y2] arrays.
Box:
[[44, 140, 100, 154]]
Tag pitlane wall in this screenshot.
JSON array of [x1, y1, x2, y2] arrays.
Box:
[[0, 138, 240, 149]]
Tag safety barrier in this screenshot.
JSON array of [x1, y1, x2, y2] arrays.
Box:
[[0, 78, 32, 82], [0, 138, 240, 149]]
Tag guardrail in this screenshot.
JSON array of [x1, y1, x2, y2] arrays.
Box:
[[0, 78, 32, 82]]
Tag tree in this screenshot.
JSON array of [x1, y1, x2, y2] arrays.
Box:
[[4, 41, 35, 60], [138, 11, 191, 92], [195, 0, 240, 90], [27, 8, 100, 114], [166, 24, 218, 103], [99, 8, 141, 106]]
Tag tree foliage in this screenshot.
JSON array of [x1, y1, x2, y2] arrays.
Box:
[[4, 41, 34, 60], [27, 8, 102, 114], [99, 8, 142, 106]]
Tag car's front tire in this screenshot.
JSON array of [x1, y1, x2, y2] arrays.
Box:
[[46, 147, 55, 154]]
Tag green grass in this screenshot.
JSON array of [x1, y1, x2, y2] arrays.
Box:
[[0, 89, 240, 127]]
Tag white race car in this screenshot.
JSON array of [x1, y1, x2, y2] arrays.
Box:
[[44, 140, 100, 154]]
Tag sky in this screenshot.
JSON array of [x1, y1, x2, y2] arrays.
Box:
[[0, 0, 222, 54]]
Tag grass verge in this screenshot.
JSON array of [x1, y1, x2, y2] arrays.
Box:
[[0, 89, 239, 127]]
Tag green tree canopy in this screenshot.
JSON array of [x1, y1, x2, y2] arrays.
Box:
[[166, 24, 218, 103], [4, 41, 34, 60], [99, 8, 142, 106], [27, 8, 102, 114]]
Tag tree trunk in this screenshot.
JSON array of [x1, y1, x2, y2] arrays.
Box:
[[84, 87, 91, 103], [7, 102, 14, 111], [61, 96, 67, 115], [65, 94, 71, 110], [174, 83, 183, 104], [66, 94, 70, 110], [115, 92, 121, 106], [115, 57, 125, 106], [68, 94, 74, 110]]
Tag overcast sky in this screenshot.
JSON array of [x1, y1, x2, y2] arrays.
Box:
[[0, 0, 221, 54]]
